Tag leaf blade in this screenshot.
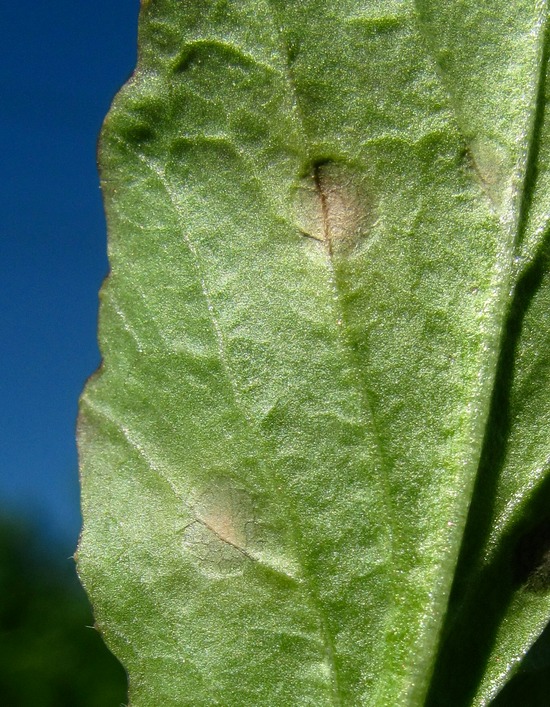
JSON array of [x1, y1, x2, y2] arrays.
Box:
[[79, 1, 550, 704]]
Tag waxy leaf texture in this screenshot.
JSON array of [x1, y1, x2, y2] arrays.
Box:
[[78, 1, 550, 704]]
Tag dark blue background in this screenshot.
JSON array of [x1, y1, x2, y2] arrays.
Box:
[[1, 1, 139, 551]]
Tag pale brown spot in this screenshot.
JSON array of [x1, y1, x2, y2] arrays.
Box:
[[463, 138, 512, 217], [294, 161, 374, 255], [183, 479, 263, 576]]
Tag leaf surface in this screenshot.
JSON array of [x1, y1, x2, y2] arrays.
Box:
[[78, 1, 550, 704]]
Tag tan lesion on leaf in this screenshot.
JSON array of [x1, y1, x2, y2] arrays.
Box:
[[295, 161, 375, 256], [461, 138, 513, 220], [183, 479, 263, 576]]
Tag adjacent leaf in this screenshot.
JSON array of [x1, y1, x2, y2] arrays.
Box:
[[425, 231, 550, 706], [78, 1, 550, 704]]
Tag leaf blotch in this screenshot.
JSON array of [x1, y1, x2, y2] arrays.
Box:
[[294, 160, 375, 255], [460, 138, 511, 215], [183, 479, 263, 577]]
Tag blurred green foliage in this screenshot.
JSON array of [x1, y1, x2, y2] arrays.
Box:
[[0, 518, 127, 707]]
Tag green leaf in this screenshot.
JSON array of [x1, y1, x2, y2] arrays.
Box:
[[77, 1, 550, 704]]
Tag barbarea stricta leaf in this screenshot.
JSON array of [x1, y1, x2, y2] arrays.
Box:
[[78, 1, 550, 704]]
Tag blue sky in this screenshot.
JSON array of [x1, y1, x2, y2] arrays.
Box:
[[1, 1, 139, 549]]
